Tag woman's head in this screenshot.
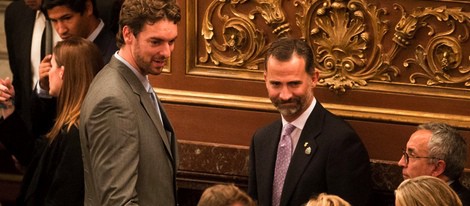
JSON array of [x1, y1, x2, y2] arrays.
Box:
[[306, 193, 351, 206], [197, 184, 255, 206], [49, 36, 102, 97], [47, 37, 103, 139], [395, 176, 462, 206]]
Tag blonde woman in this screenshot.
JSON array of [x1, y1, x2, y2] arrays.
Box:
[[306, 193, 351, 206], [395, 176, 463, 206]]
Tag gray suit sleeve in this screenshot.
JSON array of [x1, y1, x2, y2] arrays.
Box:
[[84, 95, 140, 205]]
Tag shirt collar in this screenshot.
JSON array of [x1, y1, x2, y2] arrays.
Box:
[[113, 52, 152, 91], [36, 10, 45, 20], [87, 19, 104, 42]]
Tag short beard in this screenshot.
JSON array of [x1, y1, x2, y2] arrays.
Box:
[[272, 99, 302, 117], [277, 107, 299, 117]]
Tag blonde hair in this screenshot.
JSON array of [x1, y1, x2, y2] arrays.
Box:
[[197, 184, 255, 206], [46, 37, 103, 140], [395, 176, 462, 206], [305, 193, 351, 206]]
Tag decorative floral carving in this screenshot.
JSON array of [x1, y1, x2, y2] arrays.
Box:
[[200, 0, 266, 70], [295, 0, 397, 92], [200, 0, 289, 70], [197, 0, 470, 92], [398, 6, 470, 86]]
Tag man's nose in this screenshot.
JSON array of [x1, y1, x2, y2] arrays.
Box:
[[159, 43, 172, 58], [279, 86, 293, 101], [55, 22, 68, 36], [398, 155, 406, 167]]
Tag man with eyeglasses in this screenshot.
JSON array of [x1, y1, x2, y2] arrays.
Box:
[[398, 122, 470, 205]]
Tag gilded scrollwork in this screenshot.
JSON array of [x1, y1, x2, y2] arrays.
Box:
[[196, 0, 470, 92], [248, 0, 291, 36], [200, 0, 267, 70], [200, 0, 292, 71], [397, 6, 470, 86], [295, 0, 397, 92]]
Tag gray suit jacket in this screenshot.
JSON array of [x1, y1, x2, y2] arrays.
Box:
[[80, 56, 178, 205]]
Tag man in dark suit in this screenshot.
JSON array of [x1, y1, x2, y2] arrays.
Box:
[[248, 38, 372, 206], [79, 0, 181, 205], [3, 0, 117, 134], [32, 0, 118, 136], [4, 0, 45, 130], [398, 122, 470, 206]]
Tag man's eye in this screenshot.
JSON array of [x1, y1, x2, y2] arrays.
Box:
[[150, 41, 161, 45], [288, 82, 301, 87]]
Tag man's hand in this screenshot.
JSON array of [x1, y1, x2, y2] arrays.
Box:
[[39, 54, 52, 91]]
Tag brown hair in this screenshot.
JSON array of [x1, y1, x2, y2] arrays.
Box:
[[265, 37, 315, 75], [197, 184, 255, 206], [46, 37, 103, 140], [116, 0, 181, 48]]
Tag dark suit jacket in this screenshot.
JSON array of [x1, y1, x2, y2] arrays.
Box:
[[451, 181, 470, 206], [80, 56, 178, 205], [0, 112, 84, 206], [248, 102, 372, 206], [4, 0, 38, 130]]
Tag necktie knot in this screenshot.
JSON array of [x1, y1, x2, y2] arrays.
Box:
[[147, 86, 164, 127], [284, 124, 296, 136]]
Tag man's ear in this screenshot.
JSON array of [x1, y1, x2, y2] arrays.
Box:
[[122, 26, 133, 44], [311, 69, 319, 87], [432, 160, 446, 177], [85, 0, 94, 16]]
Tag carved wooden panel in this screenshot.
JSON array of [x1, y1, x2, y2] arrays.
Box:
[[190, 0, 470, 90], [176, 0, 470, 128]]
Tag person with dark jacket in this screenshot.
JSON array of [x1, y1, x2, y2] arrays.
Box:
[[398, 122, 470, 206], [0, 37, 103, 206]]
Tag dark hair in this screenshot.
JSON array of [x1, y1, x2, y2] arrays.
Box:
[[265, 37, 315, 75], [116, 0, 181, 48], [43, 0, 99, 18]]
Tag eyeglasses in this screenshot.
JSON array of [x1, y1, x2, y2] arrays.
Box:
[[401, 148, 440, 165]]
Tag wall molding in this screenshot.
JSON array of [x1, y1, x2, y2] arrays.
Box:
[[156, 88, 470, 129]]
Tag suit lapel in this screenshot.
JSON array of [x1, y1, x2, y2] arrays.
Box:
[[21, 8, 36, 92], [157, 98, 178, 166], [280, 103, 326, 206], [258, 120, 283, 204], [110, 58, 174, 161]]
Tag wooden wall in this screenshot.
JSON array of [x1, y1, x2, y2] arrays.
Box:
[[2, 0, 470, 205]]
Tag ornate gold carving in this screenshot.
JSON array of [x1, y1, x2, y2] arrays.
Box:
[[195, 0, 470, 92], [200, 0, 271, 70], [296, 0, 398, 93], [397, 6, 470, 86]]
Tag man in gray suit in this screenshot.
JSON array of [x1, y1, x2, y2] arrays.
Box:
[[79, 0, 181, 205]]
